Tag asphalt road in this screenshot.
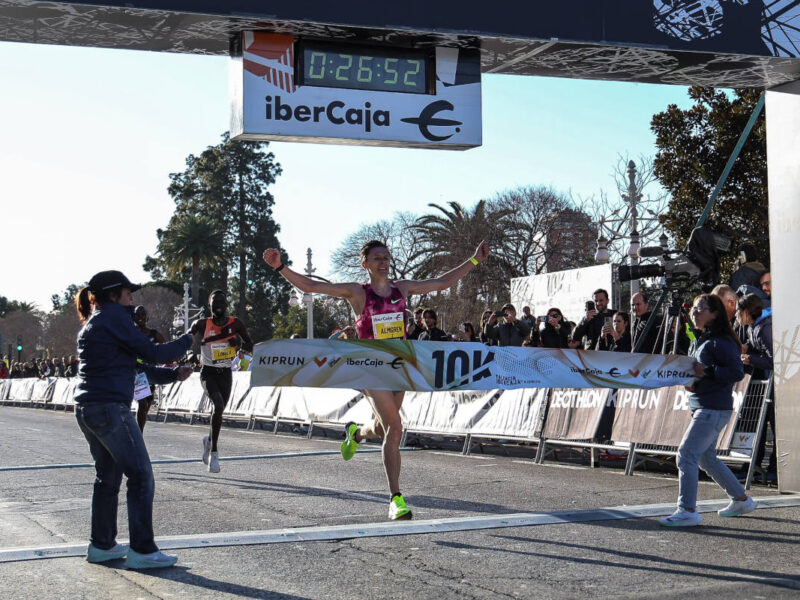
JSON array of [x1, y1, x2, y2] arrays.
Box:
[[1, 406, 798, 599]]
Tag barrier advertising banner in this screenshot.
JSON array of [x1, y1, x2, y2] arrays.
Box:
[[611, 375, 751, 449], [251, 339, 696, 392], [541, 388, 612, 440]]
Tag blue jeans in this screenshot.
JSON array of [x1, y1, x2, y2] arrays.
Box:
[[677, 408, 745, 510], [75, 402, 158, 554]]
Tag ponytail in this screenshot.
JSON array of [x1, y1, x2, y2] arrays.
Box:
[[75, 287, 93, 324]]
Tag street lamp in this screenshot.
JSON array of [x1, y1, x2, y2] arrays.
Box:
[[171, 282, 203, 338], [287, 248, 334, 339], [659, 231, 669, 251], [594, 236, 609, 264], [596, 160, 661, 296]]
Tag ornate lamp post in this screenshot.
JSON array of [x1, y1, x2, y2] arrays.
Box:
[[171, 282, 203, 338], [596, 160, 662, 295]]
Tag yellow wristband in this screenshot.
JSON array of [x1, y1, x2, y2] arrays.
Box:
[[469, 256, 479, 266]]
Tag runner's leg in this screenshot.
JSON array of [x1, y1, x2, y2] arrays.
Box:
[[136, 396, 152, 432], [201, 368, 232, 452], [364, 389, 405, 495]]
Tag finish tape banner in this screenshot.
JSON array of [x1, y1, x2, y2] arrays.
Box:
[[251, 340, 697, 392]]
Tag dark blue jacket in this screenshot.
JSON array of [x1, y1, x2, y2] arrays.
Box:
[[746, 308, 773, 375], [75, 302, 193, 404], [688, 332, 744, 410]]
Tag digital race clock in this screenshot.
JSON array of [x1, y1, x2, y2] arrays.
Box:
[[231, 32, 482, 149], [298, 41, 432, 95]]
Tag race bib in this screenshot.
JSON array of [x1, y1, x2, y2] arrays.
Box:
[[372, 312, 405, 340], [133, 372, 151, 401], [212, 343, 236, 364]]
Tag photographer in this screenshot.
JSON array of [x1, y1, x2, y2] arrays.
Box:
[[479, 309, 496, 346], [482, 303, 530, 347], [540, 308, 570, 349], [572, 289, 614, 350], [406, 308, 425, 341], [604, 311, 632, 353]]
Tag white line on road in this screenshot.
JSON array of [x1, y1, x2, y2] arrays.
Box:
[[0, 448, 400, 472], [1, 495, 797, 563]]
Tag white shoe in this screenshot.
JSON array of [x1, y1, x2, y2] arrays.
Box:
[[125, 549, 178, 569], [659, 508, 703, 527], [209, 451, 220, 473], [718, 496, 757, 517], [202, 436, 210, 465]]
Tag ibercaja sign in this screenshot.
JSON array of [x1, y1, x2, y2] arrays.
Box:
[[230, 32, 482, 150]]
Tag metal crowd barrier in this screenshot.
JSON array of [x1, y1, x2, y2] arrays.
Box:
[[1, 375, 773, 485]]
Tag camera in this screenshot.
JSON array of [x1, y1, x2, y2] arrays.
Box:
[[585, 300, 595, 312], [618, 226, 731, 291], [494, 310, 506, 318]]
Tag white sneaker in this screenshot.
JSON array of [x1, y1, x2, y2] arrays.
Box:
[[718, 496, 757, 517], [125, 549, 178, 569], [659, 508, 703, 527], [209, 451, 220, 473], [202, 436, 210, 465]]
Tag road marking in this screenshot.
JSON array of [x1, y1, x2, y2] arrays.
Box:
[[1, 495, 797, 563], [0, 448, 399, 472], [431, 452, 495, 460]]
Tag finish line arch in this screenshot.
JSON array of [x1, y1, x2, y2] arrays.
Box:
[[2, 0, 800, 489]]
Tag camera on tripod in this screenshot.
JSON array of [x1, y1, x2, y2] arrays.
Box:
[[617, 226, 731, 291]]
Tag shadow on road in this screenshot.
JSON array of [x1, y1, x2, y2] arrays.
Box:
[[143, 566, 314, 599], [433, 524, 800, 591], [162, 472, 517, 514]]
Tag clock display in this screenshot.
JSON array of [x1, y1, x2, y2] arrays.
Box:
[[299, 41, 432, 94]]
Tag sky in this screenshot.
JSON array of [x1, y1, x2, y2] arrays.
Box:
[[1, 41, 695, 312]]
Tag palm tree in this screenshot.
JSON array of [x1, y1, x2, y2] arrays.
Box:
[[412, 200, 513, 323], [158, 214, 226, 306]]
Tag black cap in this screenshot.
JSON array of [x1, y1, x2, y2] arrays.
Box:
[[502, 303, 516, 312], [88, 270, 141, 293]]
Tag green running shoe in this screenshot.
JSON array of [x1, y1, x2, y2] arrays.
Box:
[[389, 494, 413, 520], [341, 422, 360, 461]]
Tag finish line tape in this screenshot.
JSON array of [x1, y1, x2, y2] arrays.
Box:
[[1, 494, 798, 563]]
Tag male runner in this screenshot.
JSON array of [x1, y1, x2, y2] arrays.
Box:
[[263, 239, 489, 520], [133, 305, 166, 432], [189, 290, 253, 473]]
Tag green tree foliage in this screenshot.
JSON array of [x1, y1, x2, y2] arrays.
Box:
[[50, 284, 84, 312], [412, 200, 512, 322], [271, 299, 346, 339], [145, 133, 291, 341], [651, 87, 768, 273], [157, 214, 226, 307], [328, 188, 594, 329], [0, 296, 36, 318]]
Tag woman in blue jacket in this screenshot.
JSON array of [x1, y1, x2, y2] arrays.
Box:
[[74, 271, 194, 568], [660, 293, 757, 527]]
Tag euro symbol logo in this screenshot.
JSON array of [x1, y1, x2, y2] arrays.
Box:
[[608, 367, 621, 378], [389, 357, 404, 370], [401, 100, 462, 142]]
